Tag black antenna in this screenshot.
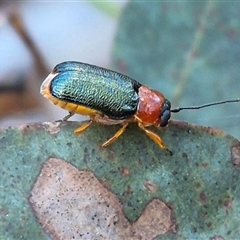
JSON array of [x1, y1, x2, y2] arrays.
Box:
[[171, 98, 240, 113]]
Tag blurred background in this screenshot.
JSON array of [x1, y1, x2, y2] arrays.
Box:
[[0, 1, 239, 139]]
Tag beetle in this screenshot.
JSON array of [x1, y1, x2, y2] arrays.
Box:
[[40, 61, 240, 151]]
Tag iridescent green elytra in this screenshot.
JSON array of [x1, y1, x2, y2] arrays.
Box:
[[50, 61, 142, 119]]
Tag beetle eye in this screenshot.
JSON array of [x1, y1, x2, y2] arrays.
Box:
[[160, 110, 171, 127], [160, 99, 171, 127]]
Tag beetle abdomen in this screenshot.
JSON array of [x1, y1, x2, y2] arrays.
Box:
[[50, 62, 140, 119]]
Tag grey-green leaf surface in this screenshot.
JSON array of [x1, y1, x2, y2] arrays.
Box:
[[0, 121, 239, 239]]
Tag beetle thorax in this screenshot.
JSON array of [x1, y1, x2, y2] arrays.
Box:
[[136, 86, 165, 126]]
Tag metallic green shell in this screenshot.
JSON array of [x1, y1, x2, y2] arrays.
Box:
[[50, 61, 141, 119]]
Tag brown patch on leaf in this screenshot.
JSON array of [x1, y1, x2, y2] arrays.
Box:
[[106, 149, 116, 161], [30, 158, 173, 239], [144, 180, 158, 193], [119, 167, 130, 176], [182, 152, 188, 161], [195, 182, 201, 189], [43, 121, 61, 135], [204, 127, 224, 136], [223, 199, 233, 210], [0, 207, 9, 216], [231, 144, 240, 169], [199, 192, 207, 204], [200, 162, 209, 168], [131, 199, 173, 239], [19, 124, 41, 135], [123, 184, 133, 197], [206, 221, 212, 228]]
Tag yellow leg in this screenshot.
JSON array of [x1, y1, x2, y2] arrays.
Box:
[[102, 122, 129, 147], [138, 123, 170, 152], [74, 120, 93, 135]]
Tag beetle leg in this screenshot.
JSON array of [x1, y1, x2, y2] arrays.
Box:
[[102, 122, 129, 147], [55, 112, 74, 122], [74, 120, 93, 135], [62, 112, 74, 121], [138, 123, 168, 150]]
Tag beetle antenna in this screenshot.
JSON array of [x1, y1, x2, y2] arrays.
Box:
[[171, 98, 240, 113]]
